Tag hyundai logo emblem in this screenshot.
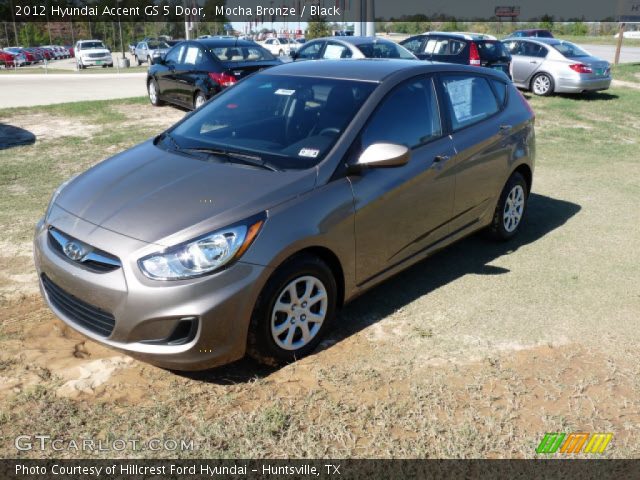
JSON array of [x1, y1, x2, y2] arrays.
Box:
[[63, 241, 85, 262]]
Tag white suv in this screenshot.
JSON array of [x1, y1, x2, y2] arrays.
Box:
[[75, 40, 113, 69], [261, 37, 298, 56]]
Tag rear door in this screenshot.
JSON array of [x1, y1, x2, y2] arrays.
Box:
[[423, 36, 468, 65], [174, 43, 208, 106], [476, 40, 511, 77], [350, 76, 456, 284], [437, 73, 511, 231]]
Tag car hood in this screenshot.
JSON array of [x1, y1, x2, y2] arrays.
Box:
[[55, 140, 317, 246]]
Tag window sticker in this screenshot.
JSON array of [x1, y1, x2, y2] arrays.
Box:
[[446, 78, 473, 122], [275, 88, 295, 96], [184, 46, 199, 64], [298, 148, 319, 158], [324, 44, 345, 59]]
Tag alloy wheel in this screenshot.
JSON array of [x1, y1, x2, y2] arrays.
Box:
[[533, 75, 551, 95], [503, 184, 525, 233], [270, 276, 328, 351]]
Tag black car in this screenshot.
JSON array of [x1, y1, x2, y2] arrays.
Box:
[[147, 39, 280, 110], [400, 32, 512, 78]]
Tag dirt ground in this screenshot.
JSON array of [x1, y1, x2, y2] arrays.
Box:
[[0, 90, 639, 458]]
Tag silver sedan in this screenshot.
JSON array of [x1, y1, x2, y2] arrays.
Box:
[[134, 41, 170, 66], [502, 38, 611, 96]]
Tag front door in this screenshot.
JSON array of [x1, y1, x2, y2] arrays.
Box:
[[350, 76, 456, 285]]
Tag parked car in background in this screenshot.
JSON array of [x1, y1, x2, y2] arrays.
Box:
[[65, 45, 75, 57], [261, 37, 299, 56], [0, 50, 24, 68], [502, 38, 611, 95], [147, 38, 281, 110], [4, 47, 35, 65], [400, 32, 512, 77], [24, 48, 44, 63], [134, 40, 171, 65], [292, 36, 416, 60], [36, 59, 535, 370], [166, 39, 185, 48], [75, 40, 113, 69], [507, 29, 554, 39]]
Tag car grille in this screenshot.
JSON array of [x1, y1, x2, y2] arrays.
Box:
[[42, 274, 115, 337], [48, 227, 121, 273], [88, 53, 106, 58]]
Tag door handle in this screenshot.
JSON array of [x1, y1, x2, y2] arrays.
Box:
[[530, 60, 538, 64], [433, 154, 450, 164]]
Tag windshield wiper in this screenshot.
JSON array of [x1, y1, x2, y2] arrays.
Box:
[[182, 147, 280, 171]]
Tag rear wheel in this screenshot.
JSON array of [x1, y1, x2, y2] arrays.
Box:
[[278, 49, 284, 56], [489, 172, 528, 240], [247, 254, 337, 366], [531, 73, 554, 96], [193, 91, 207, 110], [147, 56, 153, 65], [148, 79, 163, 106]]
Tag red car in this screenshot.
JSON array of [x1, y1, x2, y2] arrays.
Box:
[[0, 50, 18, 68]]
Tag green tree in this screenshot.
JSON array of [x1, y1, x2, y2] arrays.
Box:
[[306, 15, 330, 40]]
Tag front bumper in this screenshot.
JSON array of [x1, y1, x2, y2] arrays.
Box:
[[33, 208, 272, 370], [79, 55, 113, 66], [556, 75, 612, 93]]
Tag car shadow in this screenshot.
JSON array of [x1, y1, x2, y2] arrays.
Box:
[[180, 193, 581, 384], [557, 92, 619, 101], [0, 124, 36, 150]]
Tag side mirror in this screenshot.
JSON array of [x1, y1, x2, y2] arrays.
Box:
[[289, 51, 298, 59], [349, 143, 410, 173]]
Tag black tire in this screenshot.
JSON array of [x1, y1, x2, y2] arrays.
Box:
[[148, 79, 163, 106], [102, 64, 107, 68], [531, 72, 554, 96], [247, 254, 337, 366], [193, 91, 207, 110], [489, 171, 529, 241], [147, 56, 153, 65], [136, 55, 142, 66]]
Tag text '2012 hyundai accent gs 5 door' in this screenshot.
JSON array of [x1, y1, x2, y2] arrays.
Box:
[[34, 60, 535, 370]]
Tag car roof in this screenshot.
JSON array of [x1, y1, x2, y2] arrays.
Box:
[[261, 58, 504, 82], [194, 38, 259, 47], [505, 37, 562, 46], [421, 32, 497, 41], [310, 36, 398, 46]]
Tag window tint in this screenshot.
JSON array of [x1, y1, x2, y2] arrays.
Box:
[[323, 42, 352, 59], [551, 41, 589, 58], [521, 42, 548, 58], [297, 41, 323, 59], [441, 75, 499, 130], [211, 46, 275, 62], [401, 37, 423, 54], [477, 41, 510, 61], [361, 78, 442, 150], [357, 41, 415, 59], [165, 44, 185, 64], [491, 79, 507, 106]]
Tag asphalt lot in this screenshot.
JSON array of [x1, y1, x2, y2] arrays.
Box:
[[0, 73, 147, 107], [581, 44, 640, 63]]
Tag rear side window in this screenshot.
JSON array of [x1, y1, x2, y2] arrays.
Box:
[[425, 39, 465, 56], [361, 77, 442, 150], [165, 44, 185, 64], [211, 46, 274, 62], [521, 42, 548, 58], [477, 41, 510, 61], [323, 42, 352, 59], [441, 75, 499, 130], [297, 41, 324, 59], [183, 46, 204, 65], [491, 79, 507, 106]]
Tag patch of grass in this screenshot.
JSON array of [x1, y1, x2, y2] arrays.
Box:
[[612, 63, 640, 84]]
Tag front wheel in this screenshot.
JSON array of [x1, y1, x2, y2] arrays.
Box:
[[148, 79, 163, 106], [193, 91, 207, 110], [489, 172, 528, 241], [247, 254, 337, 366], [135, 55, 142, 66], [531, 73, 554, 96]]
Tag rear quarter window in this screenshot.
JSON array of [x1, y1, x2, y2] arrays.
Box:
[[441, 75, 499, 130], [491, 79, 508, 107]]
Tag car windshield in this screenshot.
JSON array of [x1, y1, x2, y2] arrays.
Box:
[[477, 41, 510, 61], [551, 41, 590, 58], [167, 74, 377, 170], [357, 41, 415, 59], [148, 42, 169, 49], [80, 42, 106, 50], [210, 46, 275, 62]]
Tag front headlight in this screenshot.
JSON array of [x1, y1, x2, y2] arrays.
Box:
[[138, 214, 265, 280], [45, 174, 79, 219]]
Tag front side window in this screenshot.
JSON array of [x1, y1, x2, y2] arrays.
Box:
[[400, 36, 424, 54], [361, 77, 442, 150], [297, 41, 324, 59], [357, 41, 415, 59], [169, 75, 376, 169], [165, 44, 185, 64], [441, 75, 499, 130]]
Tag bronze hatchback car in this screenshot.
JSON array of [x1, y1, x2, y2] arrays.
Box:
[[34, 60, 535, 370]]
